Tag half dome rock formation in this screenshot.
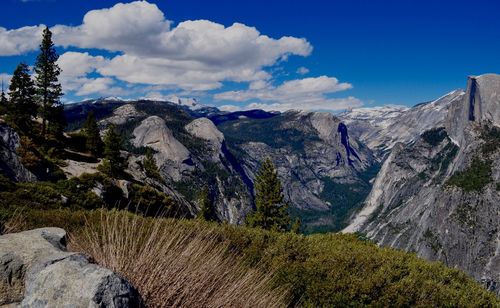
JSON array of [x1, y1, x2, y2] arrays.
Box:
[[447, 74, 500, 145], [0, 228, 142, 307]]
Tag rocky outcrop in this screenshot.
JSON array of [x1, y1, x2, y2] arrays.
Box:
[[132, 116, 192, 181], [185, 118, 224, 161], [0, 228, 142, 307], [345, 74, 500, 294], [0, 122, 36, 182]]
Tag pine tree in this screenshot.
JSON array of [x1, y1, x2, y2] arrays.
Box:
[[7, 63, 37, 132], [100, 124, 125, 176], [0, 83, 7, 115], [143, 147, 161, 180], [82, 111, 102, 156], [34, 26, 64, 139], [198, 186, 215, 221], [246, 158, 291, 232]]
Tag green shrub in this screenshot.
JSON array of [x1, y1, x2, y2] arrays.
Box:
[[446, 158, 492, 191]]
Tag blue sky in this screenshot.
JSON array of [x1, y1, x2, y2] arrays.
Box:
[[1, 0, 499, 111]]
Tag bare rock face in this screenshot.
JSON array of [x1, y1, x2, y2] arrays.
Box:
[[340, 90, 464, 158], [132, 116, 192, 181], [0, 228, 142, 307], [447, 74, 500, 145], [0, 122, 36, 182], [100, 104, 144, 126], [185, 118, 224, 160]]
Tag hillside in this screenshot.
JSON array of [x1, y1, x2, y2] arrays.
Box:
[[2, 209, 498, 307]]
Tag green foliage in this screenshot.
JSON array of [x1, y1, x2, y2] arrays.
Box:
[[142, 147, 161, 181], [81, 111, 103, 156], [13, 211, 500, 307], [34, 27, 64, 139], [421, 127, 447, 146], [100, 124, 126, 177], [480, 125, 500, 155], [290, 217, 301, 234], [197, 186, 216, 221], [247, 158, 290, 232], [6, 63, 37, 133], [16, 135, 66, 181], [0, 87, 7, 115], [128, 184, 180, 217], [446, 158, 492, 191]]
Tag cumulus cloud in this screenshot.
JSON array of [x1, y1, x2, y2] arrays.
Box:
[[215, 76, 352, 102], [0, 1, 362, 112], [49, 1, 312, 91], [0, 26, 44, 56], [215, 76, 359, 112], [297, 66, 310, 75]]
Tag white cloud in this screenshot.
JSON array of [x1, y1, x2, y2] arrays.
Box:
[[0, 1, 313, 94], [52, 1, 171, 55], [0, 1, 362, 112], [0, 74, 13, 92], [215, 76, 352, 102], [215, 76, 359, 112], [297, 66, 309, 75], [0, 26, 44, 56]]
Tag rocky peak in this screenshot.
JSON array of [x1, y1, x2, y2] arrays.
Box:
[[447, 74, 500, 145]]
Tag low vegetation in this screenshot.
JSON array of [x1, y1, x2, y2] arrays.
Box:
[[2, 209, 498, 307], [446, 157, 492, 191]]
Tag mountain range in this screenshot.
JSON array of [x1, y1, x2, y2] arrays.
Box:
[[0, 74, 498, 294]]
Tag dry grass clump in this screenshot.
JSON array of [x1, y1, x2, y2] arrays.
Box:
[[70, 211, 289, 308], [0, 210, 26, 235]]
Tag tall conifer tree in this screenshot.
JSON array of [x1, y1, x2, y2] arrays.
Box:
[[7, 63, 37, 132], [82, 111, 102, 156], [100, 124, 125, 176], [0, 81, 7, 115], [246, 158, 291, 232], [34, 26, 64, 139]]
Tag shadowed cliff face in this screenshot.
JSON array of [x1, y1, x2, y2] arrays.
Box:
[[345, 74, 500, 295]]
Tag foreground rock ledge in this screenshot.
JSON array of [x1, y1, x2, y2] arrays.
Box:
[[0, 228, 143, 307]]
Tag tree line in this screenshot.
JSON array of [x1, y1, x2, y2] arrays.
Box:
[[0, 27, 65, 143]]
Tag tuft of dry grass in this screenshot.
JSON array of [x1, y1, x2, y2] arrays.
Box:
[[70, 210, 290, 308], [0, 210, 26, 235]]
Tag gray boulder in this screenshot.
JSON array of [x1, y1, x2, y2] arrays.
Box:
[[0, 121, 36, 182], [0, 228, 143, 307]]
